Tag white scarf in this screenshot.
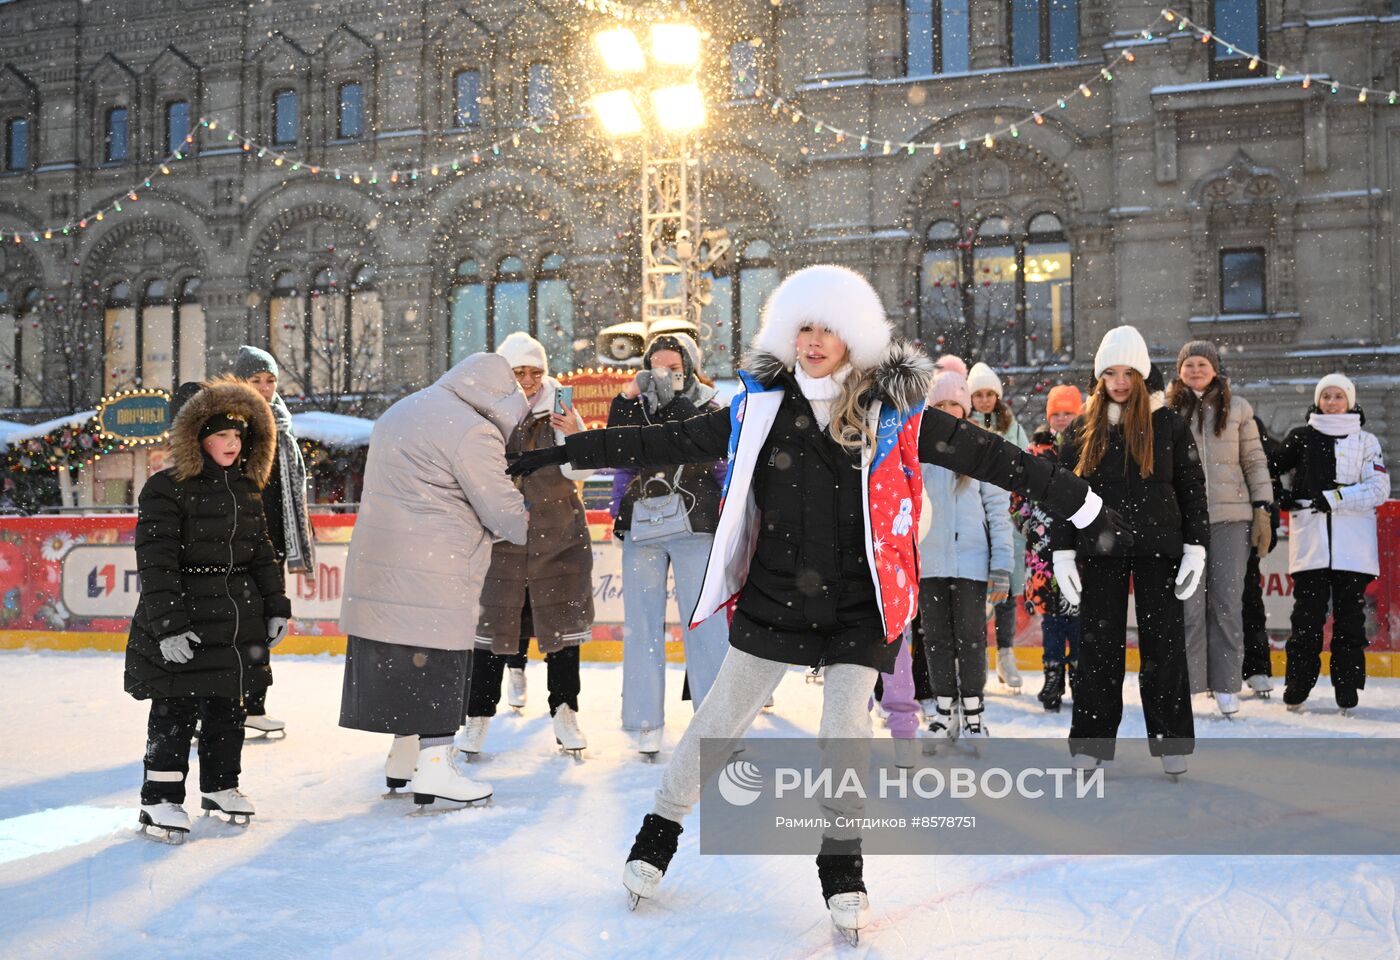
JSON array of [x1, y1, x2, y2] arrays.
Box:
[[795, 365, 850, 430], [1308, 412, 1361, 437], [1106, 392, 1164, 426]]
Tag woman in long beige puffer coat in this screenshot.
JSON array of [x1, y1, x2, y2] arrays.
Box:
[[1167, 340, 1273, 717], [339, 351, 530, 808]]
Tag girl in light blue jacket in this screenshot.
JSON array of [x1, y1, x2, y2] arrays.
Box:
[[917, 367, 1014, 741]]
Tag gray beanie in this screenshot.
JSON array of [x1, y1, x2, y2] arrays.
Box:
[[1176, 340, 1221, 374], [234, 344, 279, 380]]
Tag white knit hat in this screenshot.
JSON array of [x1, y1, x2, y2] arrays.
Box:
[[754, 264, 891, 370], [966, 361, 1003, 398], [496, 331, 548, 375], [1314, 372, 1356, 410], [1093, 325, 1152, 378]]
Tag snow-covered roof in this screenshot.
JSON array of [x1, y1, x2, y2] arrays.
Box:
[[0, 411, 97, 449], [291, 411, 375, 448]]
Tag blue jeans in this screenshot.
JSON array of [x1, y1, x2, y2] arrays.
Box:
[[620, 531, 728, 732], [1041, 614, 1080, 668]]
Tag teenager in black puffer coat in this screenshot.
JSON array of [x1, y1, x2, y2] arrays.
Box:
[[1051, 326, 1209, 775], [125, 377, 291, 838]]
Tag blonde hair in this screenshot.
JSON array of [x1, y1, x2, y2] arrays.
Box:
[[828, 364, 878, 454]]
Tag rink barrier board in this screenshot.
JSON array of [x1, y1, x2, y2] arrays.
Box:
[[1, 630, 1394, 677], [0, 503, 1395, 675]]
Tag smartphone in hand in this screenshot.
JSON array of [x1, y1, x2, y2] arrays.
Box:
[[553, 385, 574, 416]]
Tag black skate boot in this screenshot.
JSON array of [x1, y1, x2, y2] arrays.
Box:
[[817, 836, 870, 945], [623, 813, 683, 910], [1038, 663, 1066, 713], [1334, 686, 1359, 716]]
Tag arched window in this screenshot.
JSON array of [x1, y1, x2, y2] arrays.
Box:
[[104, 280, 134, 392], [918, 212, 1074, 365], [697, 239, 781, 378], [346, 264, 381, 391], [535, 254, 575, 369], [453, 70, 481, 127], [139, 277, 173, 389], [527, 63, 554, 118], [450, 259, 486, 364], [0, 287, 42, 408], [906, 0, 971, 75], [4, 116, 29, 172], [492, 256, 530, 345], [268, 270, 302, 391], [450, 255, 578, 370], [1009, 0, 1078, 66], [175, 277, 205, 386]]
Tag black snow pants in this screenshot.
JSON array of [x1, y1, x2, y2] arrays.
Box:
[[142, 696, 246, 804], [1285, 568, 1372, 706]]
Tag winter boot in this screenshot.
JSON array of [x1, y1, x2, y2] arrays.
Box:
[[1335, 686, 1359, 715], [996, 649, 1023, 693], [138, 802, 191, 844], [921, 696, 958, 753], [623, 813, 683, 910], [552, 705, 587, 753], [243, 714, 286, 739], [1037, 663, 1065, 712], [1245, 673, 1273, 698], [1215, 691, 1240, 718], [384, 734, 419, 796], [408, 744, 492, 808], [960, 696, 989, 738], [455, 716, 490, 757], [817, 837, 870, 945], [201, 788, 255, 825], [507, 667, 527, 711]]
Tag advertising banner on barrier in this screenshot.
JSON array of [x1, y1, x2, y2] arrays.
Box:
[[1, 503, 1394, 667]]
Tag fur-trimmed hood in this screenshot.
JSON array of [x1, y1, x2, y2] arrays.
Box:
[[742, 339, 935, 414], [754, 264, 891, 370], [168, 376, 278, 486]]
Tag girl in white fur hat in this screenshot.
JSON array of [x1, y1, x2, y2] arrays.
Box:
[[508, 264, 1125, 942], [1272, 373, 1389, 713], [1050, 325, 1210, 778]]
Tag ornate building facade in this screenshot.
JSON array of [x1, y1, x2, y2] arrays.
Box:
[[0, 0, 1396, 482]]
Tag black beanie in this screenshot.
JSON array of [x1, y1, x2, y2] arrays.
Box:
[[199, 411, 249, 440]]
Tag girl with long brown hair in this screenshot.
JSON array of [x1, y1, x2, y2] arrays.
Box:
[[1050, 326, 1210, 777]]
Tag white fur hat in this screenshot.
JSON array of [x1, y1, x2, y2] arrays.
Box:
[[966, 361, 1003, 398], [754, 264, 891, 370], [1093, 325, 1152, 379], [1314, 372, 1356, 410], [496, 331, 548, 375]]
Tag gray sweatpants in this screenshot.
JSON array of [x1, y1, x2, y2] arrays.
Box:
[[653, 647, 877, 839], [1184, 520, 1250, 694]]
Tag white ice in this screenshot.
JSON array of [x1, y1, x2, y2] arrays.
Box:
[[1, 650, 1396, 959]]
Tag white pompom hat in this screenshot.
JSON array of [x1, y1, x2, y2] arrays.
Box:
[[966, 361, 1003, 398], [1314, 372, 1356, 410], [496, 331, 549, 375], [1093, 325, 1152, 379], [754, 264, 892, 370]]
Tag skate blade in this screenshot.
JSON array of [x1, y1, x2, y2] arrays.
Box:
[[637, 752, 659, 763], [245, 729, 287, 741], [202, 809, 253, 826], [836, 926, 860, 946], [409, 793, 492, 815], [382, 784, 414, 800], [558, 747, 586, 761], [138, 825, 187, 844], [508, 705, 524, 713]]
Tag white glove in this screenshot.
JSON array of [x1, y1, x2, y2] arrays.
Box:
[[1052, 550, 1081, 608], [266, 617, 290, 648], [1174, 545, 1207, 601], [159, 630, 202, 665]]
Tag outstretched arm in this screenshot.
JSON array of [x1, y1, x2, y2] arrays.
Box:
[[510, 406, 733, 477], [919, 406, 1099, 523]]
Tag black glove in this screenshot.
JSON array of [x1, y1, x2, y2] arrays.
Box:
[[1081, 505, 1135, 552], [1312, 489, 1333, 514], [505, 446, 569, 478]]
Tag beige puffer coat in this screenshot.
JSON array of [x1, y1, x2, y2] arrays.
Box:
[[340, 353, 530, 651], [1178, 390, 1273, 523]]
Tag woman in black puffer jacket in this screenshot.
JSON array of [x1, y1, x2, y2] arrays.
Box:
[[1051, 327, 1209, 775], [124, 376, 291, 835]]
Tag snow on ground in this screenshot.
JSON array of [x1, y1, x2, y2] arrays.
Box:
[[1, 650, 1397, 960]]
